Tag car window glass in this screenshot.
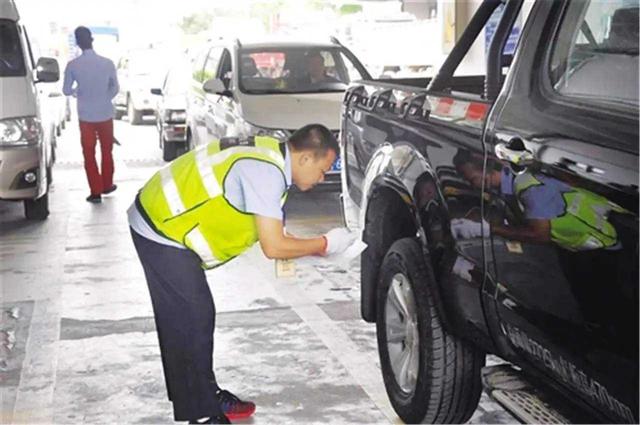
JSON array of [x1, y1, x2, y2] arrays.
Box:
[[126, 50, 168, 82], [191, 49, 208, 83], [238, 47, 352, 94], [165, 66, 189, 95], [219, 49, 232, 86], [203, 47, 223, 82], [0, 19, 26, 77], [550, 1, 638, 106], [450, 2, 529, 96], [338, 51, 365, 83], [23, 26, 35, 69]]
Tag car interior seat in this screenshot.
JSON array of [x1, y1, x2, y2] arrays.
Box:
[[606, 7, 639, 50], [240, 56, 259, 78]]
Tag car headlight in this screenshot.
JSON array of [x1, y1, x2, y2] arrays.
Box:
[[165, 110, 186, 122], [248, 124, 291, 142], [0, 117, 41, 146]]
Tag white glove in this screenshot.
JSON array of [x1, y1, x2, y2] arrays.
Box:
[[450, 218, 490, 239], [323, 227, 357, 256]]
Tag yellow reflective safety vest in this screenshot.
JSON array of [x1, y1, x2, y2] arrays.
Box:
[[514, 173, 626, 251], [138, 136, 286, 269]]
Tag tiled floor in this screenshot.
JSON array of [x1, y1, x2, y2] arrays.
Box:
[[0, 120, 515, 424]]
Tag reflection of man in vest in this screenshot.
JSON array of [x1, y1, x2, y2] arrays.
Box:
[[128, 125, 355, 424], [452, 150, 626, 251]]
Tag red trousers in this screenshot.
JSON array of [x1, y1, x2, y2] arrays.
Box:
[[79, 120, 114, 196]]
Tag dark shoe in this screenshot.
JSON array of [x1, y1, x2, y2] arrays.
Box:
[[103, 184, 117, 195], [188, 414, 231, 424], [217, 389, 255, 420], [86, 194, 102, 203]]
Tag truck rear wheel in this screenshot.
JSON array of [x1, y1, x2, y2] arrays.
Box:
[[162, 139, 178, 162], [128, 101, 143, 125], [377, 238, 484, 424], [24, 192, 49, 220]]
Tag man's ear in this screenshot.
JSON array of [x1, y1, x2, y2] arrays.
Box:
[[298, 151, 312, 166]]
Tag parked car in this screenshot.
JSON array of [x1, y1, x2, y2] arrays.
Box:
[[0, 0, 60, 220], [114, 48, 167, 125], [186, 37, 370, 187], [151, 63, 189, 161], [341, 0, 638, 423]]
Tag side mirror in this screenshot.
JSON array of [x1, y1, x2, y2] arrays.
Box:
[[151, 88, 162, 96], [203, 78, 231, 96], [35, 57, 59, 83]]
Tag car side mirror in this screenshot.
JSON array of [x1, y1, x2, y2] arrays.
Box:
[[203, 78, 231, 97], [35, 57, 59, 83], [151, 88, 162, 96]]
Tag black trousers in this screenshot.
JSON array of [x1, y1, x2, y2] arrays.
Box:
[[131, 228, 223, 421]]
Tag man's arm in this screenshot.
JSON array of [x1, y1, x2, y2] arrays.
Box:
[[107, 62, 119, 100], [62, 64, 76, 96], [255, 215, 326, 259], [491, 219, 551, 244]]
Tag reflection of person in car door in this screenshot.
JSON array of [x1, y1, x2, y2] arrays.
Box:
[[451, 149, 627, 251], [452, 150, 635, 329]]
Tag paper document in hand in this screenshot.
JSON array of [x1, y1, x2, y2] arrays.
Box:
[[298, 238, 368, 269]]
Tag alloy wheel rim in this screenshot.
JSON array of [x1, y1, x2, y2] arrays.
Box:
[[385, 272, 420, 395]]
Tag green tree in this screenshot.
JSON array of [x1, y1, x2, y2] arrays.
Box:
[[178, 12, 213, 35], [339, 4, 362, 15]]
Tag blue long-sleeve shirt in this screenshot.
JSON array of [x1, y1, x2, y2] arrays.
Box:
[[63, 49, 119, 122]]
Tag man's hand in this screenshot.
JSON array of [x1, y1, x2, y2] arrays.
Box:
[[323, 227, 357, 256], [256, 216, 326, 259], [450, 218, 490, 239]]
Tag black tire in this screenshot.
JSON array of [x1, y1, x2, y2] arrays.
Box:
[[163, 140, 178, 162], [24, 193, 49, 220], [128, 101, 143, 125], [186, 131, 193, 151], [377, 238, 484, 424]]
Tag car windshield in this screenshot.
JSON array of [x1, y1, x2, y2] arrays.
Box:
[[128, 51, 169, 78], [0, 20, 26, 77], [165, 65, 190, 95], [238, 46, 365, 95]]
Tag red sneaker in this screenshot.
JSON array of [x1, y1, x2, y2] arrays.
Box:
[[217, 389, 256, 419]]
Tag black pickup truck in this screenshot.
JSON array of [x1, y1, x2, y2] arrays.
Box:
[[340, 0, 638, 423]]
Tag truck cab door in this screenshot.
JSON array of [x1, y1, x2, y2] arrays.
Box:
[[482, 1, 638, 421]]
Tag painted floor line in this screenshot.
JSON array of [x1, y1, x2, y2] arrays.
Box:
[[259, 251, 399, 424], [12, 297, 61, 424]]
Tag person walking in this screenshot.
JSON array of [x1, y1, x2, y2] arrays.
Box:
[[63, 26, 119, 203], [128, 124, 356, 424]]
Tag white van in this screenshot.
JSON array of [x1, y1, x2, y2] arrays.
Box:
[[0, 0, 59, 219]]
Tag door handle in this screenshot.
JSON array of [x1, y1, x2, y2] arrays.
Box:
[[494, 139, 534, 167], [560, 157, 605, 176]]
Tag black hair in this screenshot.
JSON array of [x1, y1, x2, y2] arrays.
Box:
[[453, 149, 483, 172], [306, 51, 323, 61], [74, 26, 93, 50], [287, 124, 338, 158]]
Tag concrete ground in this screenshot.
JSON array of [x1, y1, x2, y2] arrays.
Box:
[[0, 116, 515, 424]]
